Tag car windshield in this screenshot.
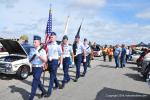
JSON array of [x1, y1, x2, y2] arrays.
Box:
[[133, 50, 142, 55], [22, 44, 34, 55]]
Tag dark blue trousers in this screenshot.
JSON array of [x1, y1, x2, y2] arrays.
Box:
[[62, 57, 70, 84], [114, 55, 120, 67], [87, 55, 91, 67], [82, 56, 88, 75], [47, 60, 59, 96], [120, 56, 126, 67], [29, 67, 46, 100], [75, 54, 82, 79]]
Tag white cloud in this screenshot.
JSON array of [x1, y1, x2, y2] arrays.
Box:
[[136, 8, 150, 19], [0, 0, 19, 8], [0, 0, 150, 45], [83, 21, 150, 45], [73, 0, 106, 8]]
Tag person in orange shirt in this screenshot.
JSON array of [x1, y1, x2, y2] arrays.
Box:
[[102, 45, 108, 62], [107, 45, 113, 62]]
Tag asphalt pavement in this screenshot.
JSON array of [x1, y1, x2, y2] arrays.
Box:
[[0, 57, 150, 100]]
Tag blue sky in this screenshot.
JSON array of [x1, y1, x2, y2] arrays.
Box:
[[0, 0, 150, 45]]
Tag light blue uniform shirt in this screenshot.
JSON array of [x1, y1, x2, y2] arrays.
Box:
[[47, 42, 62, 60], [83, 44, 91, 56], [62, 44, 73, 58], [29, 46, 46, 66], [76, 42, 85, 56]]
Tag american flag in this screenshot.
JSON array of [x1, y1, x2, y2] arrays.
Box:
[[44, 8, 52, 52]]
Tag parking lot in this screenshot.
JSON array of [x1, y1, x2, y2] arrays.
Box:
[[0, 57, 150, 100]]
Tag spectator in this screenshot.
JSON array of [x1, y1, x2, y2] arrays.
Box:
[[120, 44, 126, 68], [114, 44, 121, 68]]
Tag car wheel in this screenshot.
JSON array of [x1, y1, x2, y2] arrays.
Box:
[[17, 65, 30, 80]]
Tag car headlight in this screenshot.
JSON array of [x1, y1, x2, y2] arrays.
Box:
[[6, 63, 12, 68]]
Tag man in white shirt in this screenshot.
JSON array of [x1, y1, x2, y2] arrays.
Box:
[[29, 35, 47, 100], [45, 32, 63, 97], [73, 34, 86, 82], [82, 38, 91, 77], [60, 35, 74, 89]]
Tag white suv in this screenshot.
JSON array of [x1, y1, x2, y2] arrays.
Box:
[[0, 39, 32, 79]]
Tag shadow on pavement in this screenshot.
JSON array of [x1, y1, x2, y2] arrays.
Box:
[[124, 73, 146, 82], [0, 73, 18, 80], [21, 79, 32, 86], [128, 66, 140, 72], [98, 64, 115, 69], [9, 85, 30, 100], [95, 87, 150, 100]]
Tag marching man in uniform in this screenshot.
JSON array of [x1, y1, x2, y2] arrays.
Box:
[[45, 32, 63, 97], [82, 38, 91, 77], [60, 35, 74, 89], [29, 35, 47, 100], [73, 33, 86, 82]]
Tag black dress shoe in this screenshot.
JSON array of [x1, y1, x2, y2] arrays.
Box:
[[44, 93, 51, 98], [74, 78, 78, 82], [59, 84, 65, 89], [53, 86, 58, 90], [53, 84, 61, 90], [81, 74, 85, 77], [40, 93, 46, 98]]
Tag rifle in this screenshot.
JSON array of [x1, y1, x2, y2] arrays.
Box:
[[29, 45, 44, 62], [73, 41, 77, 55], [43, 69, 45, 85]]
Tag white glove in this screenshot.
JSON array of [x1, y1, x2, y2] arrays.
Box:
[[72, 62, 74, 65], [35, 50, 40, 57], [48, 57, 52, 61], [59, 64, 63, 69], [83, 58, 86, 62]]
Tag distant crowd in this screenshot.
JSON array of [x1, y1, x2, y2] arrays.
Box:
[[86, 42, 140, 68]]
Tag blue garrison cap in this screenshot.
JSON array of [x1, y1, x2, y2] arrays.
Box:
[[84, 38, 87, 41], [33, 35, 41, 40], [63, 35, 68, 40], [49, 32, 56, 36]]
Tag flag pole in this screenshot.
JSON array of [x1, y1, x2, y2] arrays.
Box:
[[64, 16, 70, 35], [81, 17, 84, 26], [76, 17, 85, 36], [43, 3, 52, 85]]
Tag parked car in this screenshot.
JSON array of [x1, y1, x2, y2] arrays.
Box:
[[93, 50, 102, 57], [0, 52, 8, 57], [91, 44, 102, 57], [0, 39, 33, 79], [139, 52, 150, 79], [137, 49, 150, 67], [130, 50, 142, 63], [0, 44, 8, 57]]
